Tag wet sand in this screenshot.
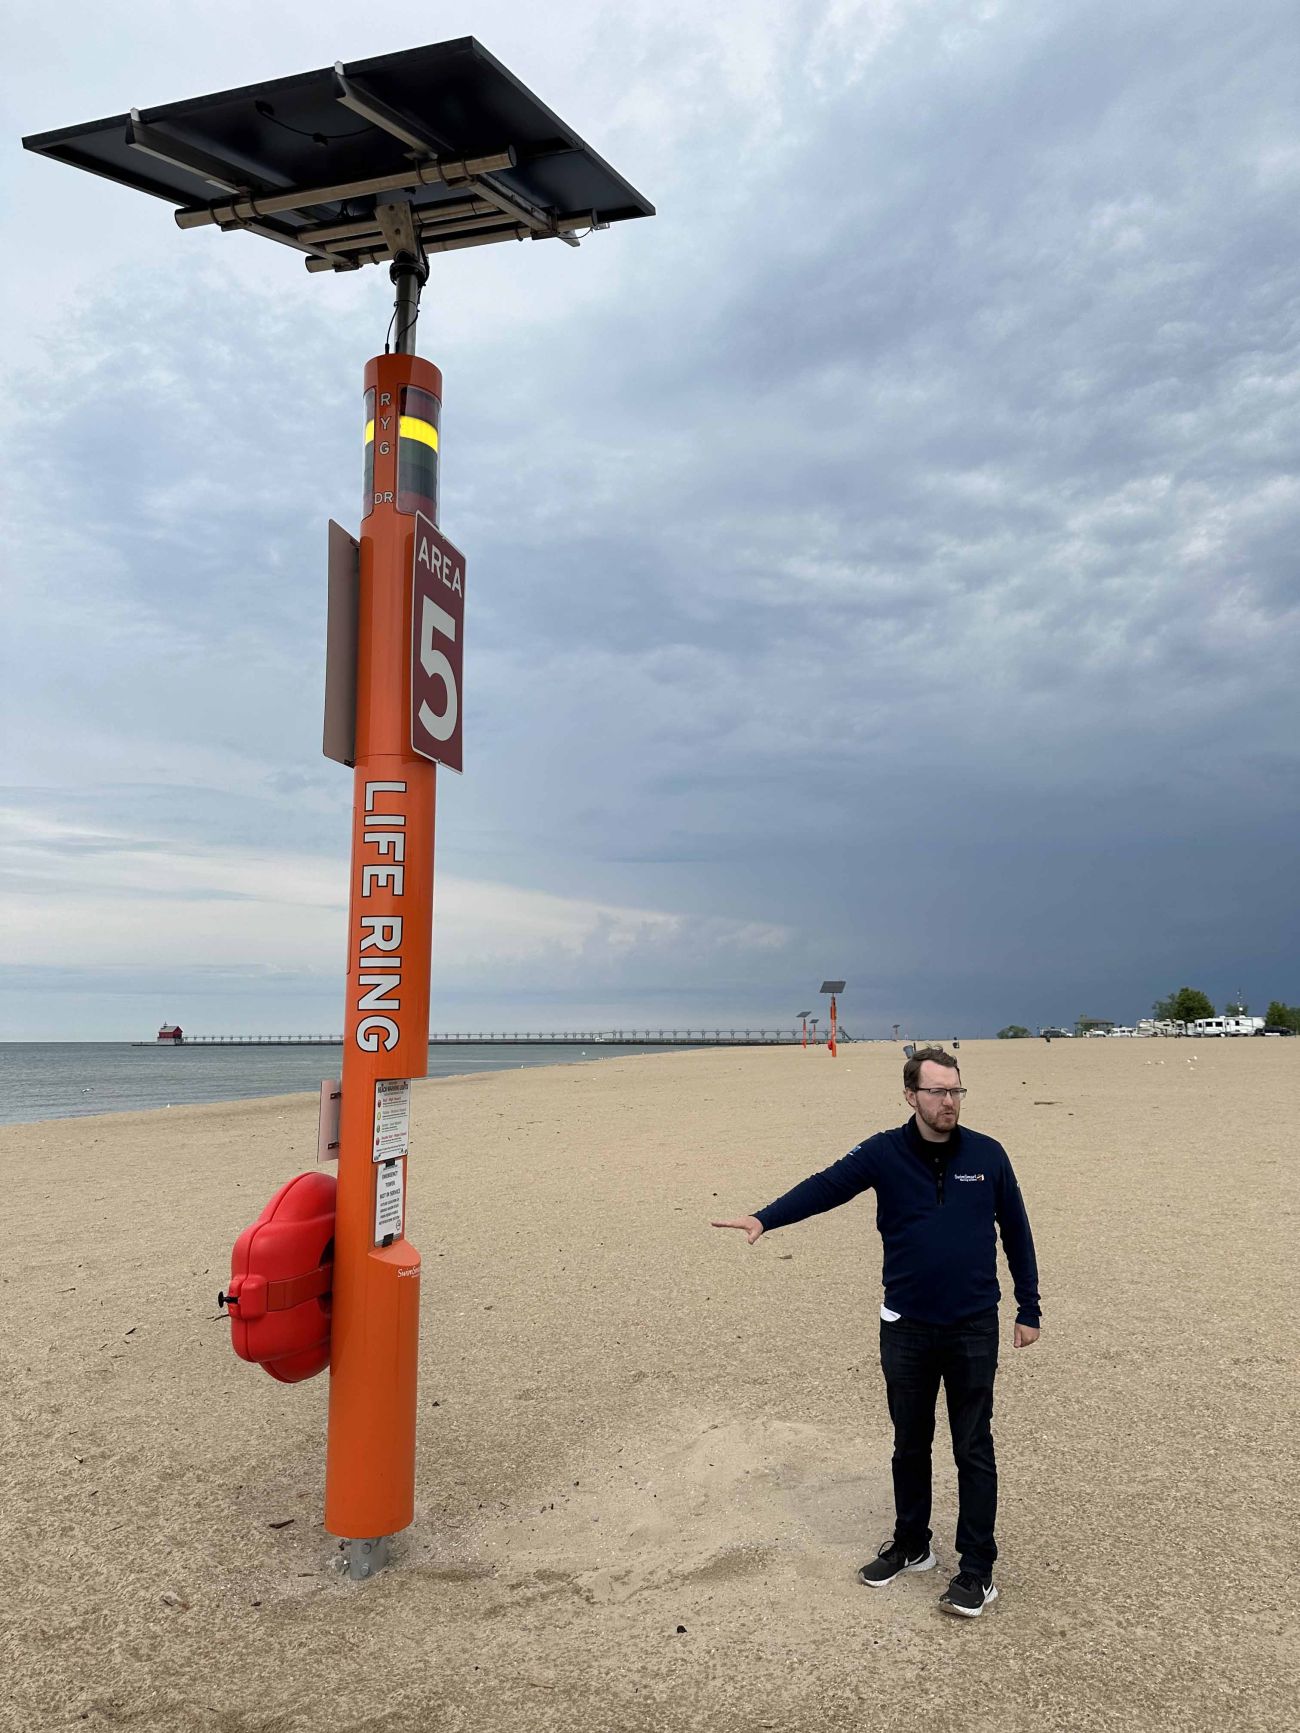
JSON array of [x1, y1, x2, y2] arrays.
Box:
[[1, 1038, 1295, 1732]]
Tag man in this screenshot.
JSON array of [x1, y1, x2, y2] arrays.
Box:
[[712, 1046, 1040, 1618]]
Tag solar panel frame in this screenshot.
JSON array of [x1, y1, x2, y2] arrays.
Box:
[[22, 38, 653, 269]]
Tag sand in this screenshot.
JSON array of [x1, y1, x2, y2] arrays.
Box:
[[1, 1037, 1296, 1733]]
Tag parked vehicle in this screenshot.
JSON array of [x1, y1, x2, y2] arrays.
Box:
[[1191, 1015, 1266, 1036]]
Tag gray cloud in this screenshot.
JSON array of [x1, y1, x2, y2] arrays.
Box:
[[4, 0, 1299, 1038]]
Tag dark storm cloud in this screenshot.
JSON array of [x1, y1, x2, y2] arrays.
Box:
[[433, 1, 1300, 1029], [451, 7, 1300, 771]]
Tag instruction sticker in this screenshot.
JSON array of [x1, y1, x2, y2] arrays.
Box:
[[317, 1079, 341, 1163], [372, 1078, 411, 1162], [374, 1160, 405, 1244]]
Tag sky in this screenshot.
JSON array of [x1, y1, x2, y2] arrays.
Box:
[[2, 0, 1298, 1041]]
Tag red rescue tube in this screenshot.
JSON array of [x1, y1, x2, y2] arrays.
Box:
[[223, 1171, 336, 1384]]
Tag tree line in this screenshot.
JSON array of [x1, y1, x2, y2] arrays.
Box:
[[1150, 987, 1300, 1031], [997, 987, 1300, 1039]]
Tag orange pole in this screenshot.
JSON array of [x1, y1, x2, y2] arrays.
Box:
[[802, 1017, 807, 1049], [324, 351, 443, 1548], [829, 994, 838, 1058]]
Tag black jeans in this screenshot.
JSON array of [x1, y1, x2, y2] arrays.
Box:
[[879, 1307, 999, 1577]]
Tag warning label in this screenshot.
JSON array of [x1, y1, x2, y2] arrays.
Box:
[[372, 1078, 411, 1162], [374, 1160, 405, 1243]]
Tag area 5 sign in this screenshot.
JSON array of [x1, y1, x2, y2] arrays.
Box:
[[410, 513, 465, 773]]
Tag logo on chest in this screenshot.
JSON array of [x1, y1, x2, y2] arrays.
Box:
[[953, 1173, 985, 1182]]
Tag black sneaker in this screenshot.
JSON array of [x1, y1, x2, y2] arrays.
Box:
[[939, 1570, 998, 1616], [856, 1538, 937, 1587]]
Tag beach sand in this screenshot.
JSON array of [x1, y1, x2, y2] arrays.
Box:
[[1, 1038, 1295, 1732]]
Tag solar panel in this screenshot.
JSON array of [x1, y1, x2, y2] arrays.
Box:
[[819, 981, 846, 994], [22, 38, 653, 272]]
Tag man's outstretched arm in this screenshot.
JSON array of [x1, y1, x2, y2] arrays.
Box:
[[711, 1141, 878, 1242]]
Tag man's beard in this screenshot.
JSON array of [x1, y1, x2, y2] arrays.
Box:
[[919, 1102, 958, 1136]]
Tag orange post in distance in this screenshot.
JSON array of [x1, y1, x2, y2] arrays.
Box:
[[324, 351, 444, 1557], [829, 993, 838, 1058]]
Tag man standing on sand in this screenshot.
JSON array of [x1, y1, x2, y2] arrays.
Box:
[[712, 1046, 1041, 1618]]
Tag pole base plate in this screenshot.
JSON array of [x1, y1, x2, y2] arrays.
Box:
[[340, 1535, 390, 1581]]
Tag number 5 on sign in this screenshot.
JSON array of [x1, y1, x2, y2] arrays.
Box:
[[419, 599, 457, 740], [410, 512, 466, 773]]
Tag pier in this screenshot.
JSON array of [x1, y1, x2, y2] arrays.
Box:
[[134, 1029, 849, 1048]]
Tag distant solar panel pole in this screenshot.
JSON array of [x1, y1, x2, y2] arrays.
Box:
[[23, 38, 652, 1583], [797, 1011, 810, 1050], [820, 981, 846, 1058]]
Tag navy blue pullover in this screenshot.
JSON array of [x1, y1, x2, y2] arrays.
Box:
[[754, 1119, 1041, 1327]]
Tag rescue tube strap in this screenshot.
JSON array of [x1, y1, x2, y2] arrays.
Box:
[[265, 1263, 333, 1311]]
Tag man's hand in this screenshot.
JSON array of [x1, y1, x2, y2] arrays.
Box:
[[711, 1215, 764, 1245], [1014, 1323, 1040, 1349]]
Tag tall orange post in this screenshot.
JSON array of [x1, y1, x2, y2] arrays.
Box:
[[828, 993, 838, 1058], [324, 347, 443, 1571]]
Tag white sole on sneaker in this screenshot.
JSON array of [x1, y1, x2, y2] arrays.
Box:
[[940, 1583, 998, 1617], [858, 1550, 938, 1587]]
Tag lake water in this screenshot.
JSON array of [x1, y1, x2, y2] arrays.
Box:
[[0, 1042, 680, 1126]]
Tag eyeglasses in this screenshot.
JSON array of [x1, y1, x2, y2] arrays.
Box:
[[912, 1086, 967, 1100]]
